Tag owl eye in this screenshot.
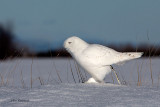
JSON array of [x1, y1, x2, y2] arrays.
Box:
[[68, 42, 72, 44]]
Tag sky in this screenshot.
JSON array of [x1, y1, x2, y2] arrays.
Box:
[[0, 0, 160, 51]]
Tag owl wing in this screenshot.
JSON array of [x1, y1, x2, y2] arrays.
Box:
[[82, 44, 120, 66], [82, 44, 143, 66]]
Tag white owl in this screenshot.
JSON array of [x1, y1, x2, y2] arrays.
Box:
[[64, 36, 143, 83]]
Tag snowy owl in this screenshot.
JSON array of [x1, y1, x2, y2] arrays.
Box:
[[64, 36, 143, 83]]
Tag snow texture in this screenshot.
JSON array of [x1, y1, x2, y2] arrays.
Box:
[[0, 58, 160, 106], [0, 83, 160, 107]]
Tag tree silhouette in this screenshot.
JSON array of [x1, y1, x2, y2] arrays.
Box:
[[0, 23, 16, 59]]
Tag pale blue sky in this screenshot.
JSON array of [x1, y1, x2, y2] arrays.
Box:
[[0, 0, 160, 51]]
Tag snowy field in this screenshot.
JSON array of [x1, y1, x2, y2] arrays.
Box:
[[0, 58, 160, 106], [0, 83, 160, 107]]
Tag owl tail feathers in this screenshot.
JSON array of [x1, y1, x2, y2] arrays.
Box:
[[124, 52, 143, 59], [116, 52, 143, 65]]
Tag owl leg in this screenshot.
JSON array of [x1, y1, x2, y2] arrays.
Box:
[[85, 78, 105, 83], [85, 78, 99, 83]]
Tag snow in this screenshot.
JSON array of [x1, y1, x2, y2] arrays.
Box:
[[0, 84, 160, 107], [0, 58, 160, 106]]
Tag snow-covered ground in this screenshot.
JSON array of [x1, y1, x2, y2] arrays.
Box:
[[0, 84, 160, 107], [0, 58, 160, 106]]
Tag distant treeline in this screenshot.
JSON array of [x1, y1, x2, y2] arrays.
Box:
[[36, 44, 160, 58], [0, 23, 160, 60]]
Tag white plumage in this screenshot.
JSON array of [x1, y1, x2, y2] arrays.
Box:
[[64, 36, 143, 83]]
